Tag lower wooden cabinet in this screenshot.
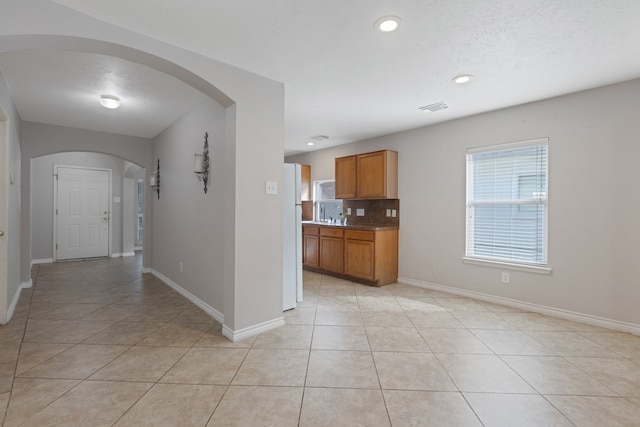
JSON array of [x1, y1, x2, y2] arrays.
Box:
[[344, 238, 375, 280], [302, 226, 319, 268], [303, 234, 319, 267], [319, 228, 344, 273], [303, 225, 398, 286]]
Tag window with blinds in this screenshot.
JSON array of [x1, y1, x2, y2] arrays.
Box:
[[466, 139, 548, 265]]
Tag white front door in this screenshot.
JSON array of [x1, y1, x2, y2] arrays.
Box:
[[56, 166, 110, 260]]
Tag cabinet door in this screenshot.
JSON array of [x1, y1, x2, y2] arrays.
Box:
[[303, 235, 319, 268], [319, 236, 344, 273], [335, 156, 356, 199], [344, 239, 375, 280], [356, 151, 388, 198], [301, 164, 311, 201]]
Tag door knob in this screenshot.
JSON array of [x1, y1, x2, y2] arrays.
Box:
[[0, 230, 4, 236]]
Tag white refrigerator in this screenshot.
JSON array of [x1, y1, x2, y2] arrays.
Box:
[[283, 163, 303, 311]]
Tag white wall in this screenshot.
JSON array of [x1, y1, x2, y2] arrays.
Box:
[[30, 152, 127, 260], [287, 78, 640, 329], [151, 98, 226, 316], [0, 67, 23, 323]]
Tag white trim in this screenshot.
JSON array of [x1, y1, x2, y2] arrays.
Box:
[[141, 267, 152, 274], [462, 256, 552, 274], [111, 252, 135, 258], [150, 269, 224, 324], [134, 246, 143, 251], [222, 317, 286, 342], [4, 280, 33, 324], [31, 258, 54, 266], [397, 276, 640, 336], [466, 137, 549, 154]]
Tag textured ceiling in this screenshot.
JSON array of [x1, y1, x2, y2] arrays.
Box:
[[3, 0, 640, 152]]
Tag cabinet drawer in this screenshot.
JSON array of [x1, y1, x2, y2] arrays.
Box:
[[320, 227, 344, 238], [303, 225, 320, 235], [345, 230, 375, 241]]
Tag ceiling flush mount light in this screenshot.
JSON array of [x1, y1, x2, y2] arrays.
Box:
[[375, 15, 402, 33], [99, 94, 120, 109], [452, 74, 474, 85]]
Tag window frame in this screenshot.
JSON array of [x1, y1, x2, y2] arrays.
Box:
[[463, 138, 551, 274], [313, 179, 343, 222]]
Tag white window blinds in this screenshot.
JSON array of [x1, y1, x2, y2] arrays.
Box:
[[466, 139, 548, 265]]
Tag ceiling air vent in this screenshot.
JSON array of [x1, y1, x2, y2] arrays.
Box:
[[419, 102, 448, 113]]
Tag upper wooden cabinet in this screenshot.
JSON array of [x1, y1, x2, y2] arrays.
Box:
[[335, 150, 398, 199], [300, 164, 311, 201], [335, 156, 357, 199]]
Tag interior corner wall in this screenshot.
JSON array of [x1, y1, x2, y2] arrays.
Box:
[[151, 98, 226, 316], [30, 152, 125, 260], [0, 68, 22, 323], [286, 78, 640, 327]]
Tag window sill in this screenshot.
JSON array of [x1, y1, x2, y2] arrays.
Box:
[[462, 256, 551, 275]]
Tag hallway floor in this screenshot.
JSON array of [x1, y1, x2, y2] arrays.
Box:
[[2, 256, 640, 426]]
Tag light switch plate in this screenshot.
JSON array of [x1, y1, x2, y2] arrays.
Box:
[[391, 209, 397, 217], [114, 196, 121, 203], [356, 208, 365, 216], [265, 181, 278, 195], [386, 209, 391, 217], [347, 208, 352, 215]]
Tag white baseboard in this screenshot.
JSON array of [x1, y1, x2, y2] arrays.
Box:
[[141, 267, 152, 274], [111, 252, 136, 258], [150, 268, 285, 342], [398, 276, 640, 335], [222, 317, 285, 342], [31, 258, 53, 266], [150, 269, 224, 324], [5, 280, 33, 323]]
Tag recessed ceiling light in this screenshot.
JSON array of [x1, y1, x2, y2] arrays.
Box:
[[307, 142, 315, 146], [99, 94, 120, 109], [375, 16, 401, 33], [452, 74, 474, 85]]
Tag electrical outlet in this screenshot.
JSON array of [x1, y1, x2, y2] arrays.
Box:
[[356, 208, 365, 216], [386, 209, 391, 217], [501, 272, 509, 283], [180, 262, 184, 273], [347, 208, 352, 215], [391, 209, 397, 218]]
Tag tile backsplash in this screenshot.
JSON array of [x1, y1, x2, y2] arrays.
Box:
[[343, 199, 399, 226]]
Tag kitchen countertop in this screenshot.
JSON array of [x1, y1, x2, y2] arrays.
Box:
[[302, 221, 398, 231]]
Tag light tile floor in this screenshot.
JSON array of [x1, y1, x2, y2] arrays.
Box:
[[2, 255, 640, 426]]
